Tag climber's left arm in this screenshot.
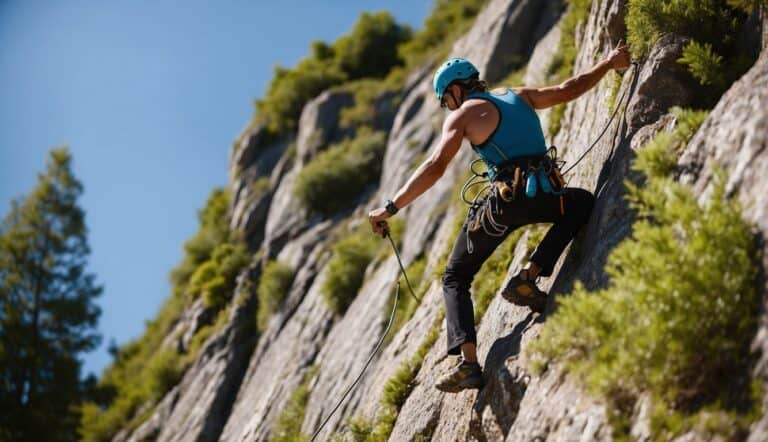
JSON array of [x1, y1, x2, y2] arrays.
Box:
[[513, 42, 631, 110]]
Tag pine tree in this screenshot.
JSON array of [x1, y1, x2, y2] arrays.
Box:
[[0, 147, 102, 441]]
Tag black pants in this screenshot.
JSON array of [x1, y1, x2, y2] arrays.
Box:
[[442, 187, 595, 355]]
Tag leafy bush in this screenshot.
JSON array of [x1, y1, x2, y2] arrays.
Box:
[[294, 128, 387, 216], [80, 189, 243, 441], [626, 0, 755, 102], [257, 260, 295, 331], [190, 242, 250, 308], [270, 366, 318, 442], [255, 12, 410, 136], [257, 60, 347, 135], [170, 188, 232, 294], [678, 41, 726, 89], [527, 114, 760, 438], [333, 12, 412, 80], [398, 0, 487, 65], [321, 227, 378, 315], [341, 313, 443, 441], [337, 79, 399, 129]]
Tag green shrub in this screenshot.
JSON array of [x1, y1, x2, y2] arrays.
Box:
[[294, 129, 387, 216], [254, 12, 410, 136], [333, 12, 412, 80], [670, 106, 708, 144], [495, 64, 528, 88], [184, 308, 229, 365], [190, 242, 250, 308], [245, 176, 271, 206], [257, 260, 295, 331], [398, 0, 488, 66], [80, 189, 246, 441], [145, 349, 184, 398], [170, 188, 232, 292], [678, 40, 726, 89], [606, 71, 623, 112], [321, 227, 378, 314], [626, 0, 747, 58], [337, 79, 401, 129], [626, 0, 755, 102], [527, 118, 760, 438], [369, 312, 443, 440], [270, 366, 319, 442], [189, 261, 218, 295]]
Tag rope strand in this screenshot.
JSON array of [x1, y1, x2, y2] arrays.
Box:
[[310, 228, 421, 441]]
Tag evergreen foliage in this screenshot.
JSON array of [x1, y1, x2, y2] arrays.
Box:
[[397, 0, 488, 65], [257, 260, 295, 331], [294, 128, 387, 216], [678, 41, 726, 89], [321, 226, 378, 315], [338, 313, 443, 441], [79, 188, 248, 441], [0, 147, 102, 441], [626, 0, 756, 101], [336, 78, 399, 129], [255, 12, 411, 136], [169, 188, 231, 296], [527, 111, 760, 438], [270, 366, 318, 442], [191, 242, 249, 308]]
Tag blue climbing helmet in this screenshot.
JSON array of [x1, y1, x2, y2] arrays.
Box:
[[433, 58, 480, 101]]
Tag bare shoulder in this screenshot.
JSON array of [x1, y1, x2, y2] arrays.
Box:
[[509, 87, 536, 108]]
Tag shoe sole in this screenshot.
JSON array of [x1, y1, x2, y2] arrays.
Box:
[[501, 286, 547, 313], [435, 376, 484, 393]]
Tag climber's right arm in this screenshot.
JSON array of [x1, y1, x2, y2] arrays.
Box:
[[368, 110, 465, 235]]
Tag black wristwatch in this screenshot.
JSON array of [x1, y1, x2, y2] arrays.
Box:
[[385, 199, 399, 215]]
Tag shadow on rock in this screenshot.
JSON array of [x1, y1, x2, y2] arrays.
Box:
[[469, 312, 536, 440]]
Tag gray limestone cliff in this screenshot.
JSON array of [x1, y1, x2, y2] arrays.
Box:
[[115, 1, 768, 441]]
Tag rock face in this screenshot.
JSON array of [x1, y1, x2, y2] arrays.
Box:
[[115, 1, 768, 441], [676, 48, 768, 442]]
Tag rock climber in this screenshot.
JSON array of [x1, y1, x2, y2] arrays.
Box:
[[368, 42, 631, 393]]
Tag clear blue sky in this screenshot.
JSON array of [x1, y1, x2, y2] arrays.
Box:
[[0, 0, 430, 378]]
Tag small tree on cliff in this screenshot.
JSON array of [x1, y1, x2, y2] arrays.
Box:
[[0, 147, 102, 441]]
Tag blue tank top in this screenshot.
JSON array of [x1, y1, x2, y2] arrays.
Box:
[[467, 89, 547, 180]]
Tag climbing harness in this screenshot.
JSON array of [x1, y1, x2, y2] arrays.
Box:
[[459, 61, 641, 254], [461, 147, 567, 253], [309, 226, 420, 441]]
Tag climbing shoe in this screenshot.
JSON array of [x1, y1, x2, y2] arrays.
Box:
[[501, 270, 547, 313], [434, 358, 484, 393]]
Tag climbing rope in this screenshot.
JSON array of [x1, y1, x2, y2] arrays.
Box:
[[560, 61, 640, 176], [310, 61, 643, 441], [309, 226, 420, 441]]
